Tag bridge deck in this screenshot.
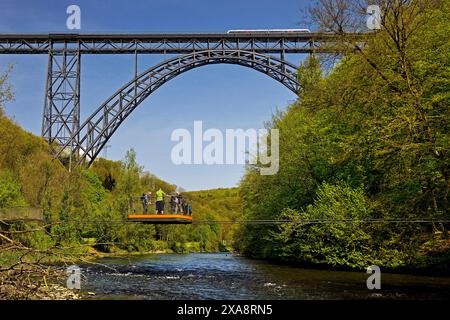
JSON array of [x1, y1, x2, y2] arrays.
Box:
[[0, 32, 350, 54], [0, 32, 339, 40]]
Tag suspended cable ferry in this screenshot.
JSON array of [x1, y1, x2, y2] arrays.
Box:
[[226, 29, 311, 35], [127, 193, 193, 224]]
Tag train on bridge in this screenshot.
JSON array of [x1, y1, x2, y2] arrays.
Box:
[[227, 29, 311, 34]]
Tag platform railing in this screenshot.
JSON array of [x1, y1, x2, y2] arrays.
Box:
[[130, 195, 192, 216]]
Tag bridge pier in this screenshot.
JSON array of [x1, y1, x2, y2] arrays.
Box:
[[41, 44, 81, 163]]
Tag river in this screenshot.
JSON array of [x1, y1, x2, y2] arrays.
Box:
[[79, 253, 450, 300]]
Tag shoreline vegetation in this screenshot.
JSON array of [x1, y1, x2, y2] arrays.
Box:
[[234, 0, 449, 274], [0, 0, 449, 300]]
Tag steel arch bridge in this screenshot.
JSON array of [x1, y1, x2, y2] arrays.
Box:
[[0, 32, 352, 166], [57, 50, 300, 165]]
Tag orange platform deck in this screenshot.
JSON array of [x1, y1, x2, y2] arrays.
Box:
[[127, 214, 193, 224]]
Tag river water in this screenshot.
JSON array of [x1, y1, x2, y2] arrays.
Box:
[[80, 253, 450, 300]]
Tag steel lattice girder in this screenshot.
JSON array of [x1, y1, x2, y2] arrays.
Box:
[[55, 50, 300, 165], [0, 33, 350, 54]]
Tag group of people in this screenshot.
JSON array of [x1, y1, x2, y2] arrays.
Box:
[[170, 192, 192, 215], [139, 188, 192, 216]]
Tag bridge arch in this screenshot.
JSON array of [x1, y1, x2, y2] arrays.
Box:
[[57, 50, 301, 165]]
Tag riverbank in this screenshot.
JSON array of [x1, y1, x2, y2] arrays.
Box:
[[0, 283, 81, 300], [238, 236, 450, 277], [0, 266, 81, 300], [245, 254, 450, 278]]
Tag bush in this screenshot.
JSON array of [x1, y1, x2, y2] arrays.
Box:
[[0, 169, 26, 208], [273, 182, 413, 269]]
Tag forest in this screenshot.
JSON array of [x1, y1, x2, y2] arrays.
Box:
[[235, 0, 449, 272]]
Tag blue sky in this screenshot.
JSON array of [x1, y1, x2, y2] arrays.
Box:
[[0, 0, 311, 190]]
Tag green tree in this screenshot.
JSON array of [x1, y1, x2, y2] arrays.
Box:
[[115, 148, 142, 212], [237, 0, 449, 269], [0, 169, 26, 208]]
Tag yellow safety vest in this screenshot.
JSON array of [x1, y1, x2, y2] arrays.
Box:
[[156, 190, 164, 201]]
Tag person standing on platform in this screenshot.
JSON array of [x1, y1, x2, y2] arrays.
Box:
[[176, 192, 183, 214], [140, 193, 149, 213], [170, 193, 178, 214], [155, 188, 166, 214], [146, 191, 152, 212]]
